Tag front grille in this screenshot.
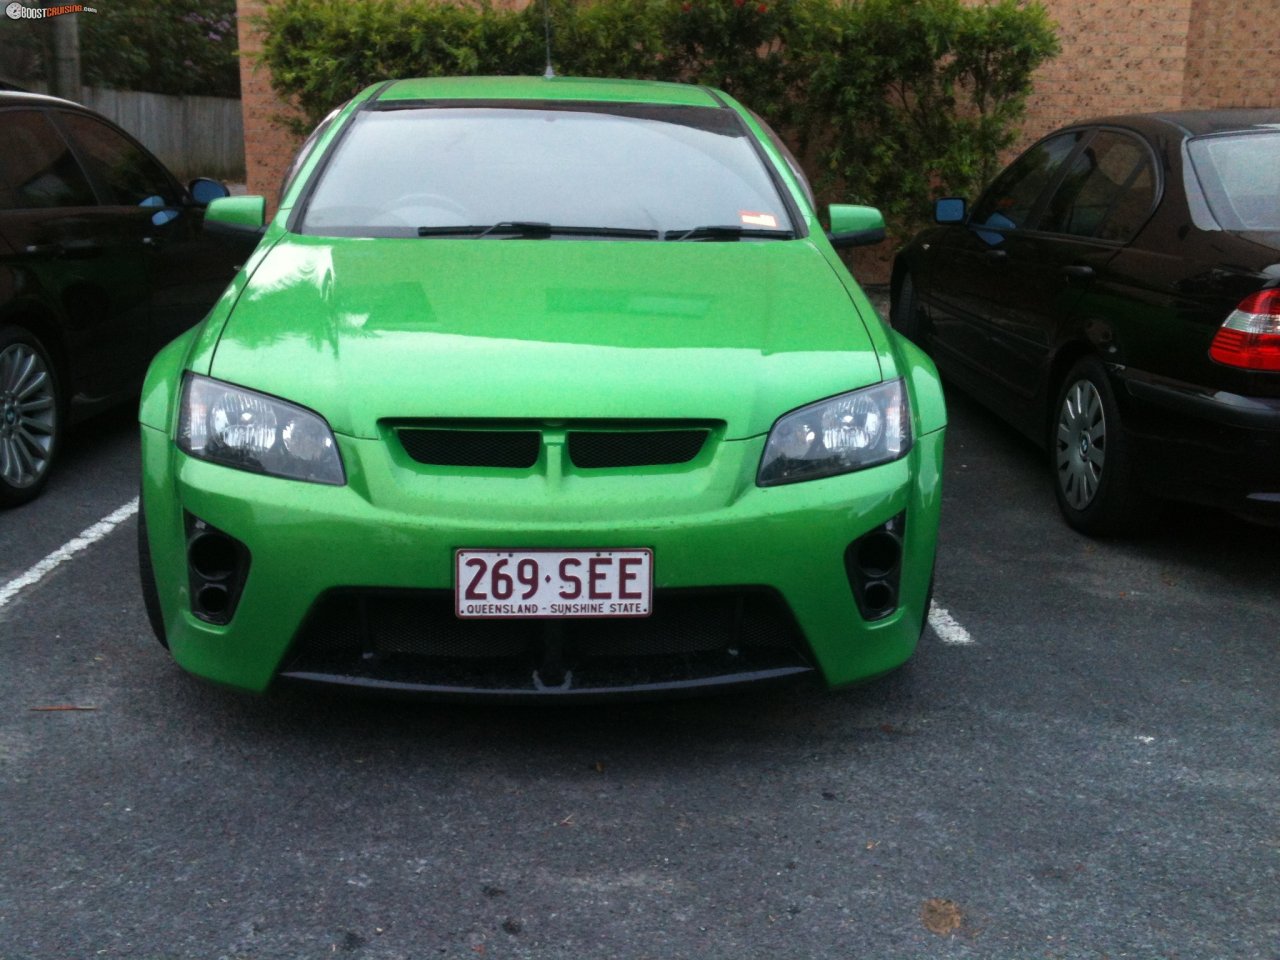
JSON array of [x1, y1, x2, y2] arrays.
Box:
[[279, 588, 814, 697], [567, 430, 707, 468], [398, 429, 541, 468], [394, 423, 717, 471]]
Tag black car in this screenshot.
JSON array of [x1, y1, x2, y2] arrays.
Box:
[[0, 91, 256, 506], [892, 110, 1280, 534]]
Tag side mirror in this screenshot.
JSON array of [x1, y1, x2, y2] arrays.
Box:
[[827, 204, 886, 248], [934, 197, 966, 224], [189, 177, 231, 206], [205, 195, 266, 233]]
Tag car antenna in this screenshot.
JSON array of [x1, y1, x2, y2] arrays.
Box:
[[541, 0, 555, 78]]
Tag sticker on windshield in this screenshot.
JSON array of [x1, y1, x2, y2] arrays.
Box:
[[739, 211, 778, 228]]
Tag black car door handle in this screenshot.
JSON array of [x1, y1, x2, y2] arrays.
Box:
[[23, 241, 102, 259], [984, 249, 1008, 262], [1063, 264, 1095, 280], [59, 239, 103, 259]]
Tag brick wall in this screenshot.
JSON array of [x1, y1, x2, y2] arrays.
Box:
[[236, 0, 303, 211], [1183, 0, 1280, 108], [1020, 0, 1195, 146], [236, 0, 1280, 211]]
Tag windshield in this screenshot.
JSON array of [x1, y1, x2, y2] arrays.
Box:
[[297, 103, 795, 239], [1187, 131, 1280, 231]]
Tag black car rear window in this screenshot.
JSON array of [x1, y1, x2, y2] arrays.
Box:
[[297, 103, 794, 239], [1187, 131, 1280, 231]]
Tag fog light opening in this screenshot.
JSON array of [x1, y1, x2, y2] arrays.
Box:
[[184, 513, 252, 625], [188, 532, 238, 581], [845, 512, 907, 623], [855, 531, 902, 578], [861, 580, 896, 616], [196, 583, 231, 617]]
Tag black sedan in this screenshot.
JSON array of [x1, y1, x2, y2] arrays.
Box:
[[891, 110, 1280, 534], [0, 91, 256, 506]]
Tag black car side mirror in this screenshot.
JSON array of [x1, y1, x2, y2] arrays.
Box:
[[189, 178, 231, 206], [935, 197, 966, 224]]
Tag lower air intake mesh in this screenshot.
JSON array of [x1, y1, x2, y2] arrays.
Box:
[[398, 429, 541, 468], [279, 587, 814, 695], [567, 430, 707, 468]]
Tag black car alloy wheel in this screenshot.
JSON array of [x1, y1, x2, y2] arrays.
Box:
[[0, 326, 59, 506], [1051, 355, 1144, 535], [1056, 376, 1106, 509]]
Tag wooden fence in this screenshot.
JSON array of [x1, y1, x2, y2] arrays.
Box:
[[78, 87, 245, 181], [28, 85, 245, 182]]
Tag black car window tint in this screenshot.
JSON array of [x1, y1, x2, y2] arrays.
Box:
[[56, 112, 180, 207], [971, 132, 1081, 231], [0, 109, 96, 209], [1097, 160, 1155, 241], [1039, 131, 1152, 240]]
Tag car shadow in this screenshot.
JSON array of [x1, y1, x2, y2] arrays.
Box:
[[59, 402, 140, 469], [153, 660, 929, 774]]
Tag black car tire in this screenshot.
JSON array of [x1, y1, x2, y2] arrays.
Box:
[[0, 325, 61, 507], [1051, 356, 1147, 535], [890, 271, 924, 343], [137, 497, 170, 648]]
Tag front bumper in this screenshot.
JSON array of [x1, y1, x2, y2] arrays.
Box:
[[141, 424, 945, 696]]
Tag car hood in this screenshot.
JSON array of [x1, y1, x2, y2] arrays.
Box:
[[209, 235, 882, 439]]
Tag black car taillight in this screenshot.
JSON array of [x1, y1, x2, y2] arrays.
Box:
[[1209, 289, 1280, 371]]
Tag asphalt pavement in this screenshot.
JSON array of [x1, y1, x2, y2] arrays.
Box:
[[0, 314, 1276, 959]]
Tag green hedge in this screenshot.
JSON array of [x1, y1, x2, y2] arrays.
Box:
[[260, 0, 1058, 234]]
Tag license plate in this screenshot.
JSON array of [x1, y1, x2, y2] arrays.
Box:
[[455, 549, 653, 619]]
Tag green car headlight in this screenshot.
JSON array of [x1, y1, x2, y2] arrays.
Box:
[[177, 374, 345, 485], [757, 379, 912, 486]]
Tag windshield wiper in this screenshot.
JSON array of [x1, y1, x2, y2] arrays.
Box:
[[476, 221, 554, 238], [663, 224, 795, 242], [416, 222, 660, 240]]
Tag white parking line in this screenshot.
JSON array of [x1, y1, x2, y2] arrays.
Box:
[[928, 601, 975, 645], [0, 497, 139, 612]]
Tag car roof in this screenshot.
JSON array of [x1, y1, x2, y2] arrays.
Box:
[[375, 75, 724, 108], [1074, 108, 1280, 139], [0, 89, 89, 110]]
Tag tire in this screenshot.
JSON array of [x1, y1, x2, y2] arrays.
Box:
[[0, 325, 61, 508], [137, 497, 170, 648], [890, 270, 924, 344], [1050, 356, 1147, 535]]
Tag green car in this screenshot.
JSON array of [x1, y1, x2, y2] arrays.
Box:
[[138, 76, 946, 698]]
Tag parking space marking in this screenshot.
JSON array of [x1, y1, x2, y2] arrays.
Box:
[[0, 497, 139, 612], [928, 601, 975, 645]]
